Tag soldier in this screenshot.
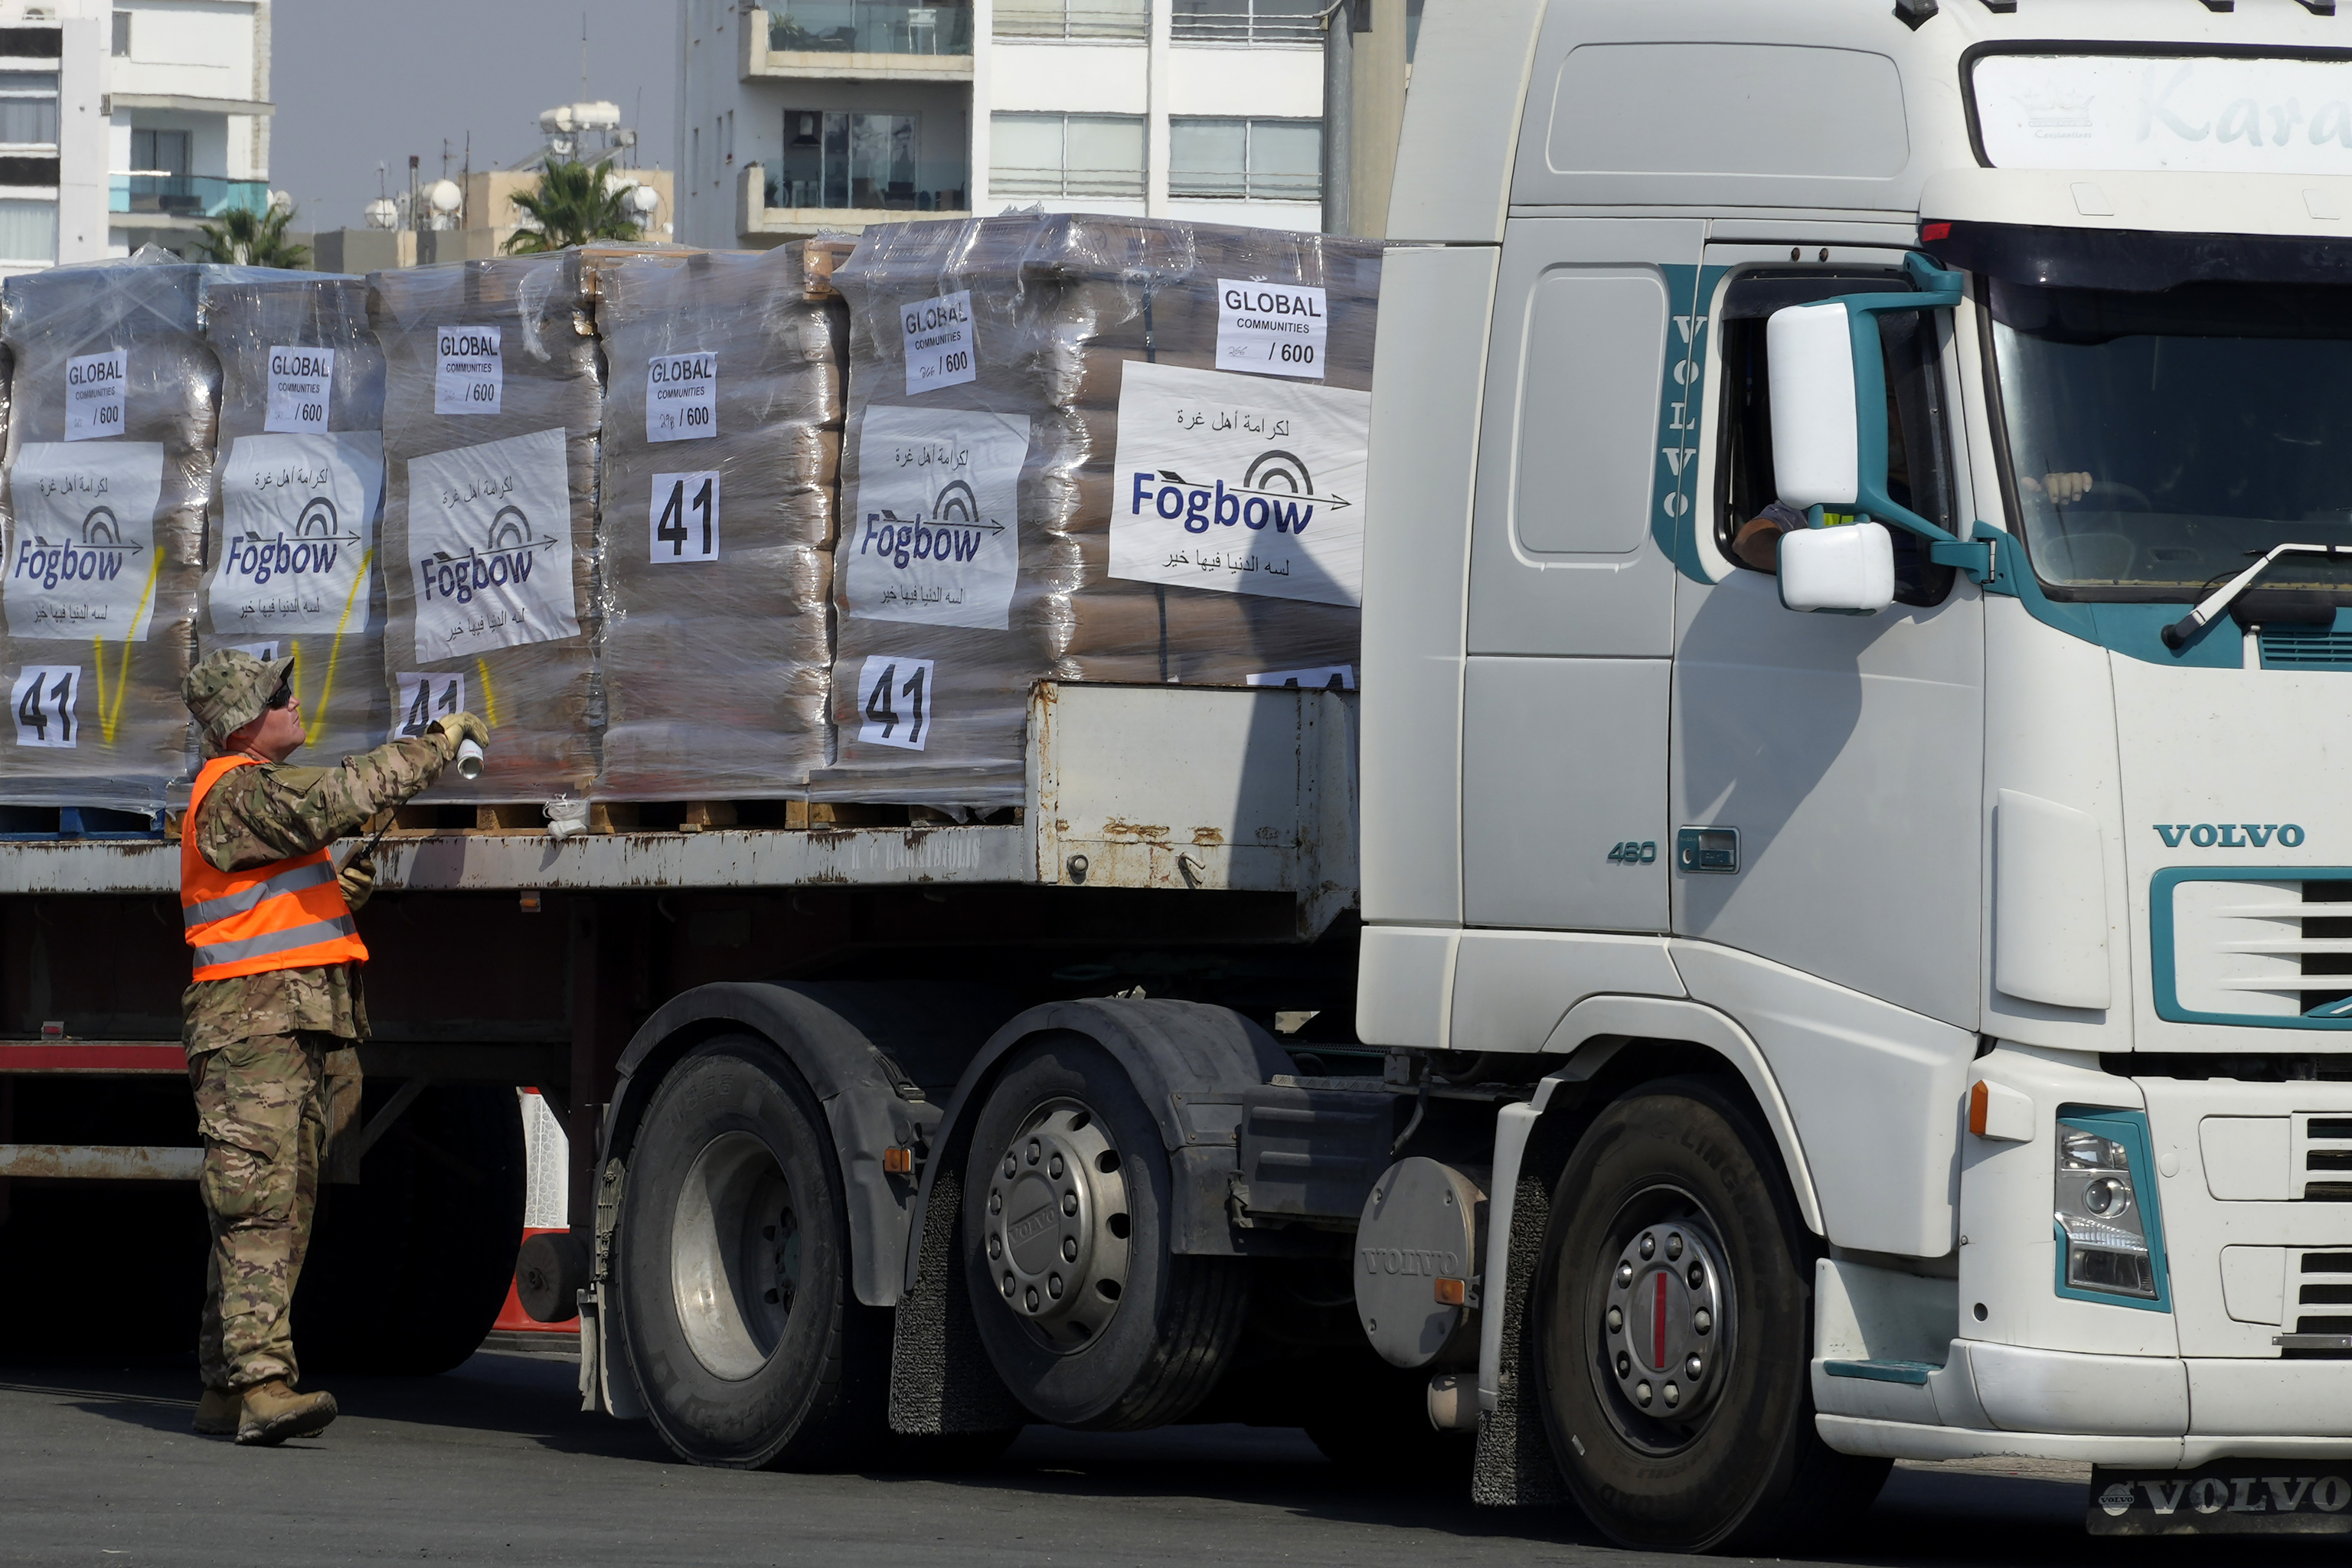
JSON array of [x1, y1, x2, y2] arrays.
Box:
[[178, 648, 488, 1446]]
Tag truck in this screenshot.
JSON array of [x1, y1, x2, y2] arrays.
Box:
[[8, 0, 2352, 1550]]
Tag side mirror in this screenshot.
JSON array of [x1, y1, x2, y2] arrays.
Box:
[[1766, 300, 1862, 511], [1779, 521, 1894, 615]]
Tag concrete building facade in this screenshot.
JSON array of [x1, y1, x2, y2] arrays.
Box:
[[677, 0, 1327, 248], [0, 0, 273, 277]]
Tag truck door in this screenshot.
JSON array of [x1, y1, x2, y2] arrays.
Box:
[[1671, 253, 1983, 1031], [1457, 218, 1703, 933]]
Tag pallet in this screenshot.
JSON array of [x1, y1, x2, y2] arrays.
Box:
[[361, 800, 1024, 838]]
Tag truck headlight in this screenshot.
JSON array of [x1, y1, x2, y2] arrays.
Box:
[[2053, 1112, 2168, 1307]]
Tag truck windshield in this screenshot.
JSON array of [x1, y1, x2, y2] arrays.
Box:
[[1989, 279, 2352, 597]]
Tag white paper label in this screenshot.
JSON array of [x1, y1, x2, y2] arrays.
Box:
[[845, 407, 1027, 630], [10, 665, 78, 747], [901, 290, 975, 396], [1217, 279, 1328, 380], [404, 426, 580, 659], [1975, 54, 2352, 175], [5, 441, 167, 640], [392, 670, 466, 742], [264, 345, 335, 434], [854, 654, 936, 750], [1246, 664, 1356, 691], [65, 351, 125, 441], [646, 352, 717, 443], [1109, 361, 1368, 607], [434, 325, 502, 415], [650, 471, 720, 563], [213, 432, 384, 640]]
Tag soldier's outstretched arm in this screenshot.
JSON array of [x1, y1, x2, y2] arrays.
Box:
[[197, 730, 460, 873]]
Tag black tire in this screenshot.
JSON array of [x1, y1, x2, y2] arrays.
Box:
[[296, 1082, 525, 1375], [961, 1034, 1247, 1430], [613, 1036, 893, 1469], [1533, 1077, 1889, 1553]]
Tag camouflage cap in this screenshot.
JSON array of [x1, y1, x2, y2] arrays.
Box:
[[181, 648, 294, 746]]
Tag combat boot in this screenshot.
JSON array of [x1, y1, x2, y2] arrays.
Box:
[[234, 1379, 337, 1446], [191, 1387, 240, 1436]]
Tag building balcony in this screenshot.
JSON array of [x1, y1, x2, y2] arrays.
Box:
[[744, 3, 973, 83], [109, 175, 270, 221], [738, 162, 968, 240]]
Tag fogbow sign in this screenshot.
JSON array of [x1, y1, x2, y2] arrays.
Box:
[[2089, 1465, 2352, 1535]]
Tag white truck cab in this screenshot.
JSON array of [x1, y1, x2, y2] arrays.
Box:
[[1364, 0, 2352, 1547]]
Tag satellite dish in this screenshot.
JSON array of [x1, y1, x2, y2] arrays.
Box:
[[363, 198, 398, 230], [426, 179, 462, 215]]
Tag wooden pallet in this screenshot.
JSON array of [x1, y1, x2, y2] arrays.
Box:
[[358, 801, 1024, 837]]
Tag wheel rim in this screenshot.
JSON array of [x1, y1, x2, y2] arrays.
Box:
[[982, 1097, 1130, 1351], [1584, 1185, 1735, 1453], [669, 1131, 802, 1381]]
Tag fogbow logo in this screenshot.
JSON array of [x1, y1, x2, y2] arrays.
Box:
[[2154, 823, 2306, 849], [1129, 449, 1351, 537], [856, 473, 1008, 570], [221, 496, 362, 586], [14, 505, 143, 590], [417, 503, 559, 606]]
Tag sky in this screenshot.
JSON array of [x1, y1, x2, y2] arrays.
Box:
[[270, 0, 679, 231]]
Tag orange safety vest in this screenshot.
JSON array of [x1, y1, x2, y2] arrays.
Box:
[[181, 754, 369, 982]]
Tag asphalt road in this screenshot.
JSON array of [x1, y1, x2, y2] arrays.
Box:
[[0, 1348, 2334, 1567]]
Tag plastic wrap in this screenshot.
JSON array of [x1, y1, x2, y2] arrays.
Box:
[[594, 240, 848, 798], [373, 252, 603, 802], [0, 253, 264, 809], [198, 271, 391, 766], [821, 214, 1379, 805]]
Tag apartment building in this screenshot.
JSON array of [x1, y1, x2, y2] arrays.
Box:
[[0, 0, 270, 276], [676, 0, 1328, 249]]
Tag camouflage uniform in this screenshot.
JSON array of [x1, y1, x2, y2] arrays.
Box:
[[181, 648, 460, 1393]]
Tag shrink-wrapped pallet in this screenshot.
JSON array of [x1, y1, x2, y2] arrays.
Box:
[[820, 214, 1378, 806], [594, 240, 848, 797], [199, 271, 391, 765], [0, 253, 260, 809], [374, 252, 603, 802]]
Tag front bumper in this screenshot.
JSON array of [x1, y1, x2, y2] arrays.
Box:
[[1818, 1341, 2352, 1467]]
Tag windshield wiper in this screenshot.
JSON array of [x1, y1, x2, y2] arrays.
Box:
[[2161, 542, 2352, 650]]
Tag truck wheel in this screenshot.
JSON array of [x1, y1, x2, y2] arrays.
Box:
[[1532, 1078, 1887, 1552], [962, 1034, 1246, 1430], [614, 1036, 893, 1469]]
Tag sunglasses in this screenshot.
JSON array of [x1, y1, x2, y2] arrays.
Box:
[[265, 680, 295, 710]]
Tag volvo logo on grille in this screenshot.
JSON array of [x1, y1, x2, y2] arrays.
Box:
[[2154, 823, 2306, 849]]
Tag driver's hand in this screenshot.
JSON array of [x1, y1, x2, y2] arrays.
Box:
[[338, 851, 375, 910], [2024, 471, 2095, 505]]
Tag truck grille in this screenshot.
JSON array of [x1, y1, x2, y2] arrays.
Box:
[[2311, 1119, 2352, 1202], [2260, 629, 2352, 669], [2297, 1250, 2352, 1340], [2164, 876, 2352, 1021]]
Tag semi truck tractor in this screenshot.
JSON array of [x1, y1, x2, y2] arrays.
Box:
[[10, 0, 2352, 1550]]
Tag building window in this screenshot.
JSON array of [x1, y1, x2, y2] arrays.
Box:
[[769, 2, 974, 57], [132, 127, 190, 176], [1171, 0, 1321, 44], [0, 197, 57, 261], [109, 9, 129, 56], [773, 109, 963, 212], [995, 0, 1147, 41], [991, 112, 1144, 199], [0, 71, 57, 147], [1169, 117, 1321, 201]]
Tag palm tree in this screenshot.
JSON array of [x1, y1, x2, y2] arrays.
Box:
[[503, 158, 642, 254], [194, 201, 310, 268]]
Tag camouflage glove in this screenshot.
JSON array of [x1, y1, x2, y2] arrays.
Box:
[[338, 851, 375, 911], [429, 712, 490, 756]]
